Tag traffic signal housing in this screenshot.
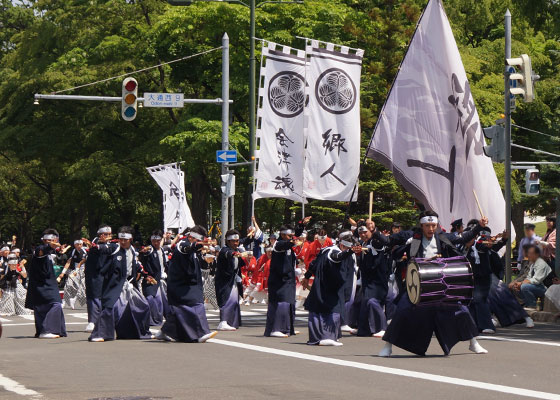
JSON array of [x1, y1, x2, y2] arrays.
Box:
[[506, 54, 539, 103], [525, 169, 540, 195], [122, 78, 138, 121], [221, 173, 235, 197], [482, 124, 505, 163]]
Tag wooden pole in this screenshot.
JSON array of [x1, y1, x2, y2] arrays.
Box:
[[369, 192, 373, 220], [472, 189, 484, 218]]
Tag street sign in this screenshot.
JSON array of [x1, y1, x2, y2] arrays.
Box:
[[507, 66, 516, 111], [216, 150, 237, 163], [143, 93, 184, 108]]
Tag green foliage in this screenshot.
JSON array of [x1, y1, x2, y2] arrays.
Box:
[[0, 0, 559, 246]]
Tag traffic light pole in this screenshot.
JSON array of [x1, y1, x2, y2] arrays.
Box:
[[221, 33, 230, 246], [504, 10, 513, 284]]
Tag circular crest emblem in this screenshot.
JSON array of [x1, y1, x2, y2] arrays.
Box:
[[268, 72, 306, 118], [315, 68, 356, 114], [117, 255, 122, 261]]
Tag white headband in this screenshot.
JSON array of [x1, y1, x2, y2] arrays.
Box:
[[74, 240, 83, 245], [97, 227, 112, 234], [1, 246, 9, 252], [340, 240, 354, 247], [150, 235, 162, 241], [189, 232, 204, 241], [358, 226, 369, 233], [420, 216, 438, 224], [118, 233, 133, 240], [8, 259, 18, 265], [226, 234, 240, 241], [480, 230, 491, 237], [12, 248, 20, 252], [42, 234, 58, 240], [204, 254, 216, 259], [318, 235, 327, 240], [280, 229, 294, 235]]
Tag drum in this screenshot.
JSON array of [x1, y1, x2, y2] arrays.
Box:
[[406, 256, 473, 305]]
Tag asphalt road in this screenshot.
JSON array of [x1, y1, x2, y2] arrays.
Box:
[[1, 305, 559, 400]]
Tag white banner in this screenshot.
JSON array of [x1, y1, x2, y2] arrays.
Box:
[[366, 0, 510, 237], [253, 42, 306, 202], [146, 163, 195, 232], [303, 40, 364, 201]]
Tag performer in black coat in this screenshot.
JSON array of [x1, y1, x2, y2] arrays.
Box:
[[304, 231, 361, 346], [264, 223, 304, 338], [84, 225, 113, 333], [157, 225, 217, 343], [379, 211, 488, 357], [215, 229, 245, 331], [140, 230, 167, 326], [25, 229, 67, 339]]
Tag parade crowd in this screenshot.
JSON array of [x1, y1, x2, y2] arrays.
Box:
[[0, 213, 557, 357]]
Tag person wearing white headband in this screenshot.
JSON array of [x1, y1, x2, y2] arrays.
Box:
[[59, 239, 88, 310], [0, 253, 32, 317], [215, 229, 244, 331], [89, 226, 153, 342], [264, 224, 302, 338], [240, 216, 264, 261], [24, 228, 67, 339], [138, 229, 167, 326], [83, 224, 112, 333], [156, 225, 217, 343], [302, 231, 361, 346], [379, 211, 489, 358]]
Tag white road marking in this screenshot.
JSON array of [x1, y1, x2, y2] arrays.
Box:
[[0, 373, 42, 398], [1, 322, 85, 327], [20, 315, 34, 321], [208, 338, 560, 400], [0, 317, 11, 322], [478, 336, 560, 347], [67, 313, 88, 319]]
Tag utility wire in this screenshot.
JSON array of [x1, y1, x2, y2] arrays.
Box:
[[512, 124, 560, 142], [52, 47, 223, 94]]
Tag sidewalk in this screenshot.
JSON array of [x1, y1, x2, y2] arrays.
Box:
[[525, 298, 560, 323]]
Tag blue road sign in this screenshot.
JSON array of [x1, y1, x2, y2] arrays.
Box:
[[216, 150, 237, 163]]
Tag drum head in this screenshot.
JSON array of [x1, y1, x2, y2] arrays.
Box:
[[406, 261, 421, 305]]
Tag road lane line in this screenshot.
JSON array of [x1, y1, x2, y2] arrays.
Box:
[[208, 338, 560, 400], [478, 336, 560, 347], [0, 374, 42, 398], [1, 322, 85, 327]]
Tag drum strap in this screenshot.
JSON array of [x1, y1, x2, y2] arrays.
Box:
[[410, 239, 421, 258]]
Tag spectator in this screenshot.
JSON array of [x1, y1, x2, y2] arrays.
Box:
[[516, 223, 541, 264], [520, 245, 552, 308], [536, 215, 556, 270]]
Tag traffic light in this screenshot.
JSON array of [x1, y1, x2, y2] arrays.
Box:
[[506, 54, 539, 103], [221, 173, 235, 197], [482, 124, 505, 162], [122, 78, 138, 121], [525, 169, 540, 195]]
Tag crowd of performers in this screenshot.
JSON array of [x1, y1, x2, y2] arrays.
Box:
[[1, 212, 557, 357]]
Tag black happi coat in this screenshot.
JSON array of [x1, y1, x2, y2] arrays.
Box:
[[358, 237, 389, 301], [85, 238, 113, 299], [99, 243, 140, 308], [140, 247, 167, 297], [25, 244, 61, 308], [68, 248, 87, 270], [166, 241, 205, 307], [268, 239, 297, 304], [304, 246, 353, 314], [215, 246, 245, 307]]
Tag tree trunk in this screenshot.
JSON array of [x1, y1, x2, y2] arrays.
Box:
[[511, 200, 525, 259], [190, 174, 209, 226]]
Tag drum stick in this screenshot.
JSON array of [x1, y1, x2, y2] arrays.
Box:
[[368, 192, 373, 220], [472, 189, 484, 218]]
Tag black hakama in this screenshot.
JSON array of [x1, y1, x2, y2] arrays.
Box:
[[382, 296, 478, 356], [265, 239, 297, 336], [85, 241, 109, 325], [140, 248, 166, 326], [160, 241, 212, 342], [304, 246, 350, 344], [25, 245, 67, 337], [114, 284, 152, 339], [488, 275, 528, 327], [215, 247, 243, 328]]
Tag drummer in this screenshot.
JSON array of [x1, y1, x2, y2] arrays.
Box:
[[378, 211, 489, 357]]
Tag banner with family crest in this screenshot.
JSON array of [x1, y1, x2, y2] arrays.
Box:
[[253, 42, 306, 202], [303, 40, 364, 201]]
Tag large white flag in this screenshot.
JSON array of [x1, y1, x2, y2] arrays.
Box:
[[146, 163, 195, 232], [253, 42, 306, 202], [303, 40, 364, 201], [367, 0, 509, 236]]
